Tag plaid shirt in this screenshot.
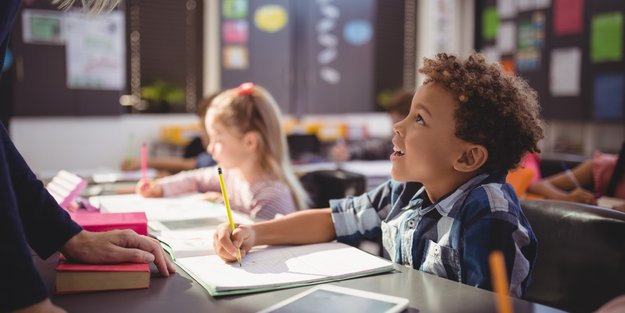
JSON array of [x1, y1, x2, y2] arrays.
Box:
[[330, 172, 537, 297]]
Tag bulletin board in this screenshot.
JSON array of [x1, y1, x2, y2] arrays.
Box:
[[475, 0, 625, 122]]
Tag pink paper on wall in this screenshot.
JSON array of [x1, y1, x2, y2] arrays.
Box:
[[554, 0, 583, 35]]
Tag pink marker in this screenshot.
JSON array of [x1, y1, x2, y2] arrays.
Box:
[[141, 143, 147, 181]]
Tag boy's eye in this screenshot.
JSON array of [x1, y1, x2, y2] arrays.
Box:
[[416, 114, 425, 125]]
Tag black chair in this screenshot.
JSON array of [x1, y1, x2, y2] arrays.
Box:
[[521, 199, 625, 313], [300, 169, 366, 208]]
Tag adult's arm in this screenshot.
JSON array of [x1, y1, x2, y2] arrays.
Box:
[[0, 123, 82, 311]]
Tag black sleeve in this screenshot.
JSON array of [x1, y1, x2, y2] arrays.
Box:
[[0, 123, 82, 311]]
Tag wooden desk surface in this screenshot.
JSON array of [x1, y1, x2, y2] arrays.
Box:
[[35, 255, 566, 313]]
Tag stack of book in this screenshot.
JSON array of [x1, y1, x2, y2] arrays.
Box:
[[55, 211, 150, 294]]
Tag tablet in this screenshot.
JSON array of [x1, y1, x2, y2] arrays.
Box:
[[257, 284, 409, 313]]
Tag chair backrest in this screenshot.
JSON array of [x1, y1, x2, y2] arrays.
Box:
[[300, 169, 366, 208], [521, 199, 625, 313]]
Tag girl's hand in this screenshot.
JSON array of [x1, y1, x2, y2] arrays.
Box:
[[564, 188, 597, 205], [136, 179, 163, 197], [213, 223, 256, 263]]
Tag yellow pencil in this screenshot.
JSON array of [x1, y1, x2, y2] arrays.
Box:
[[489, 250, 514, 313], [217, 166, 242, 266]]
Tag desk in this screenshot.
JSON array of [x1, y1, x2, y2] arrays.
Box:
[[36, 255, 565, 313]]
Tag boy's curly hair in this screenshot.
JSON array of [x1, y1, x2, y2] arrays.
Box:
[[419, 52, 544, 173]]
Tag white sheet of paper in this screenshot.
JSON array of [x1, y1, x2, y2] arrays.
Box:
[[597, 196, 625, 209], [498, 0, 517, 19], [550, 48, 581, 97], [497, 22, 516, 54], [176, 242, 394, 292], [89, 194, 228, 222]]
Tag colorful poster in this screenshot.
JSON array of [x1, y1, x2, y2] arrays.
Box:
[[497, 22, 516, 54], [550, 48, 581, 96], [222, 20, 248, 44], [222, 0, 248, 19], [343, 20, 372, 46], [22, 9, 64, 44], [516, 12, 544, 72], [591, 12, 623, 63], [553, 0, 583, 35], [222, 46, 248, 70], [65, 10, 125, 90], [482, 7, 499, 41], [594, 74, 624, 120], [254, 5, 288, 33]]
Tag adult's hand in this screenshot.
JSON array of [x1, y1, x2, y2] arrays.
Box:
[[61, 230, 175, 277]]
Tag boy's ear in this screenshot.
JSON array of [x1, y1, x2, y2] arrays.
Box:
[[454, 144, 488, 173]]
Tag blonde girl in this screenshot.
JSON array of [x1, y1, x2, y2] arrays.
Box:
[[138, 83, 308, 219]]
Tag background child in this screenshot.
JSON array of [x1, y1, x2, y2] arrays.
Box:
[[330, 89, 413, 162], [120, 94, 218, 175], [527, 141, 625, 212], [136, 83, 309, 220], [213, 53, 544, 297]]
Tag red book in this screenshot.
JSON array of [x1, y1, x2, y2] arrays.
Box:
[[55, 257, 150, 294], [70, 212, 148, 236]]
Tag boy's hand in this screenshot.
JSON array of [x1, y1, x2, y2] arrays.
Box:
[[136, 179, 163, 197], [61, 230, 176, 277], [213, 223, 255, 262], [565, 188, 597, 205]]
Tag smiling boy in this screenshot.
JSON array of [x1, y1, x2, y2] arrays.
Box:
[[213, 53, 544, 297]]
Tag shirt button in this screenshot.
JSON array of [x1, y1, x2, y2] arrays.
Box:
[[434, 246, 440, 255], [407, 219, 416, 228]]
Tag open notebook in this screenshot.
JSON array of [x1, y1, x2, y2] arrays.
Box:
[[176, 242, 395, 297], [88, 194, 395, 297]]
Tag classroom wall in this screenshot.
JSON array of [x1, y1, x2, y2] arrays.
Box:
[[9, 1, 623, 175], [10, 114, 197, 175], [9, 112, 392, 175]]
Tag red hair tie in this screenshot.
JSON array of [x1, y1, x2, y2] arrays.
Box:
[[237, 82, 254, 95]]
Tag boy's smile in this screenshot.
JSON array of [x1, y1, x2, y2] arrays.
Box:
[[390, 83, 476, 202]]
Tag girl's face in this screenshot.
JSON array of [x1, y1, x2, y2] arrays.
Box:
[[205, 120, 248, 168], [390, 83, 467, 184]]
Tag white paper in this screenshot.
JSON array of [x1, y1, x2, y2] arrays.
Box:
[[157, 229, 216, 258], [517, 0, 535, 12], [534, 0, 551, 9], [65, 10, 126, 90], [597, 196, 625, 209], [550, 48, 581, 97], [176, 242, 394, 292], [497, 0, 517, 19], [480, 46, 501, 63], [497, 22, 516, 54], [90, 194, 234, 222]]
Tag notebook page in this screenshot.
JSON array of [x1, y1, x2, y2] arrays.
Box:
[[176, 242, 393, 292]]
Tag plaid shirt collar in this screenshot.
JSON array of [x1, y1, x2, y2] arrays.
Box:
[[409, 172, 504, 217]]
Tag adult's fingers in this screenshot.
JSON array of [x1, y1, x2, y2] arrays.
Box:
[[112, 230, 175, 276]]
